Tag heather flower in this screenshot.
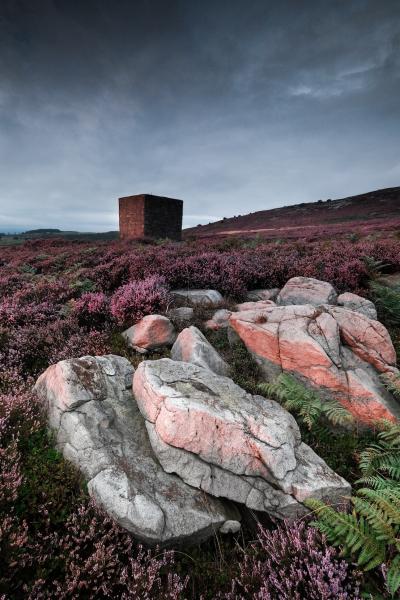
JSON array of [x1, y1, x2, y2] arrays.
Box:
[[23, 501, 188, 599], [72, 291, 111, 328], [110, 275, 170, 326], [221, 521, 361, 600]]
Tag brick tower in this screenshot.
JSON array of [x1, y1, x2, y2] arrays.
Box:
[[118, 194, 183, 241]]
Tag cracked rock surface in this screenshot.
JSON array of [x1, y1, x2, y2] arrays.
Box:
[[337, 292, 377, 320], [34, 354, 239, 545], [230, 304, 400, 424], [133, 358, 350, 519]]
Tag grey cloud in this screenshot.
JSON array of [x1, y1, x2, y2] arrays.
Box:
[[0, 0, 399, 231]]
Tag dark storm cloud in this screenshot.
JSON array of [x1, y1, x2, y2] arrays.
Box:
[[0, 0, 399, 230]]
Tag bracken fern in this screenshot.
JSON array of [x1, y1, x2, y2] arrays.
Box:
[[306, 420, 400, 597], [258, 373, 354, 429]]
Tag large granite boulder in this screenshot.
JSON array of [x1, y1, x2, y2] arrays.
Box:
[[230, 304, 400, 424], [337, 292, 377, 320], [171, 326, 229, 376], [122, 315, 176, 352], [171, 289, 223, 306], [34, 355, 239, 545], [133, 359, 350, 519], [277, 277, 338, 306]]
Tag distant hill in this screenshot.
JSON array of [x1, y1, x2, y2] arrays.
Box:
[[0, 229, 119, 246], [184, 186, 400, 239], [24, 228, 62, 234]]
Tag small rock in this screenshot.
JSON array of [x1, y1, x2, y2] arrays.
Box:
[[337, 292, 377, 320], [219, 520, 241, 534], [246, 288, 280, 302], [171, 326, 229, 376], [277, 276, 338, 306], [168, 306, 194, 322], [122, 315, 176, 351], [171, 289, 223, 306], [205, 309, 232, 330]]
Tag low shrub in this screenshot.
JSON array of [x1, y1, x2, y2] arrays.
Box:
[[22, 502, 188, 600], [72, 292, 111, 328], [220, 521, 361, 599], [110, 275, 170, 326]]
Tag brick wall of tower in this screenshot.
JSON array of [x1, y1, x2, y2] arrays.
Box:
[[119, 196, 145, 240], [143, 196, 183, 241], [118, 194, 183, 241]]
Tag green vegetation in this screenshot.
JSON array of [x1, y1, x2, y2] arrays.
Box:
[[259, 373, 354, 429], [307, 420, 400, 597], [371, 282, 400, 327]]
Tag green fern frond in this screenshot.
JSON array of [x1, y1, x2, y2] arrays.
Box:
[[357, 475, 398, 490], [307, 499, 386, 570], [370, 282, 400, 326], [306, 424, 400, 578], [357, 488, 400, 526], [381, 374, 400, 400], [258, 374, 352, 429], [359, 422, 400, 477], [387, 554, 400, 597], [322, 399, 354, 426], [351, 496, 398, 543]]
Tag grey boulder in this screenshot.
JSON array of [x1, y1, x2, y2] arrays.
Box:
[[171, 289, 223, 306], [133, 358, 350, 519], [277, 276, 338, 306], [34, 354, 239, 545]]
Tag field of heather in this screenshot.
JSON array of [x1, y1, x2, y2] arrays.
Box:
[[1, 235, 400, 599]]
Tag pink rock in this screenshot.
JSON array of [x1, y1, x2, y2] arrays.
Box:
[[122, 315, 176, 351], [230, 304, 400, 424], [235, 300, 275, 311], [277, 277, 337, 306], [327, 306, 396, 372], [171, 326, 229, 376], [133, 359, 350, 518]]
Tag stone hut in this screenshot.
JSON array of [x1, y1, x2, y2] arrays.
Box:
[[119, 194, 183, 241]]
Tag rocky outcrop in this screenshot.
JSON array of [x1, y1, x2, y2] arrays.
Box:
[[171, 289, 223, 306], [277, 277, 338, 306], [171, 326, 229, 376], [337, 292, 377, 320], [122, 315, 176, 352], [230, 304, 400, 424], [133, 359, 350, 519], [34, 355, 239, 545]]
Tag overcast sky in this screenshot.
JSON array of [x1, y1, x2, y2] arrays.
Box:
[[0, 0, 399, 231]]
